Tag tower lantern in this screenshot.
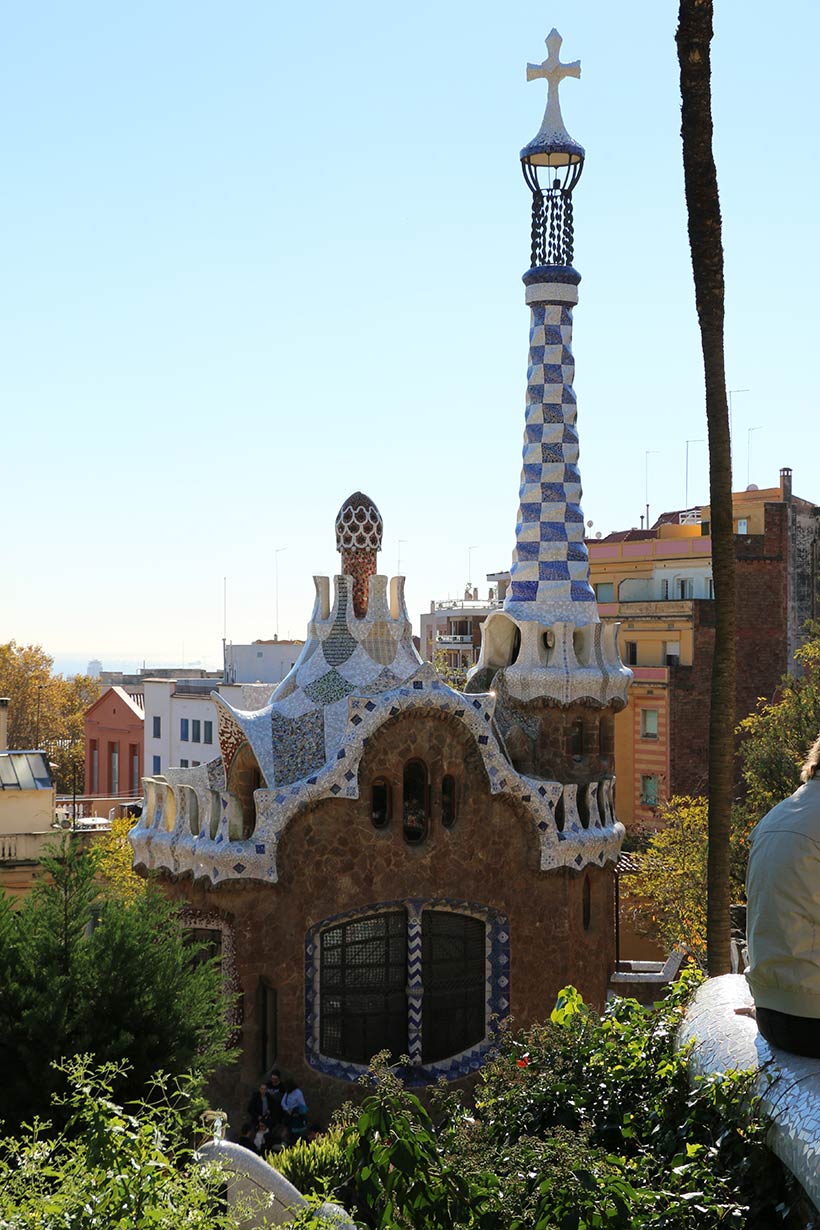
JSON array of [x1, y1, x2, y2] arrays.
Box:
[[520, 29, 585, 269]]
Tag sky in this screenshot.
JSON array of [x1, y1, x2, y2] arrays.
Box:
[[1, 2, 816, 676]]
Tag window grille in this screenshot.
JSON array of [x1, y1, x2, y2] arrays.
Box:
[[320, 911, 408, 1064], [421, 912, 486, 1063]]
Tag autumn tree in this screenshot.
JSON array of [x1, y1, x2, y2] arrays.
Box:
[[629, 796, 751, 965], [96, 814, 147, 903], [0, 641, 99, 794]]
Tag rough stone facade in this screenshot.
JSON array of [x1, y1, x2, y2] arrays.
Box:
[[158, 708, 615, 1128]]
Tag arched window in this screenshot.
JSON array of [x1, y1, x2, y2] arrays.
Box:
[[577, 786, 590, 829], [310, 903, 503, 1075], [320, 911, 408, 1064], [441, 775, 457, 828], [569, 718, 585, 758], [227, 742, 263, 840], [371, 779, 391, 829], [583, 875, 591, 931], [403, 760, 429, 844]]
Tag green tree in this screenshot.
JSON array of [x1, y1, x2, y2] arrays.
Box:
[[432, 649, 469, 691], [677, 1, 735, 976], [738, 627, 820, 816], [0, 838, 234, 1133], [0, 641, 100, 794]]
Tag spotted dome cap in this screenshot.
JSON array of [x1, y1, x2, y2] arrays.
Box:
[[335, 492, 383, 553]]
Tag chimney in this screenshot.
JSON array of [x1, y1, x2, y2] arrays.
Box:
[[0, 698, 8, 752], [780, 467, 793, 502]]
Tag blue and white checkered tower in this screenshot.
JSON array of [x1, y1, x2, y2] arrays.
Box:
[[470, 30, 630, 709]]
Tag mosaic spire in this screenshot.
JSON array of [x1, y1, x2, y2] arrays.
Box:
[[505, 33, 595, 627], [468, 30, 630, 708]]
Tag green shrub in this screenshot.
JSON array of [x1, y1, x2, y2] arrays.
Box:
[[276, 1126, 348, 1199], [0, 1056, 248, 1230], [326, 975, 798, 1230]]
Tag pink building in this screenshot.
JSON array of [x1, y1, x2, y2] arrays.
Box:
[[84, 687, 145, 801]]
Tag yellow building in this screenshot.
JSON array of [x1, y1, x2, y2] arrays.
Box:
[[589, 469, 819, 832]]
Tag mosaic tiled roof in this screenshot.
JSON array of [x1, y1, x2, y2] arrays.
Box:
[[335, 492, 383, 554]]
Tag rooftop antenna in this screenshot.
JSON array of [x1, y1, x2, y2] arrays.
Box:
[[747, 426, 763, 486], [645, 450, 659, 529], [685, 438, 704, 507]]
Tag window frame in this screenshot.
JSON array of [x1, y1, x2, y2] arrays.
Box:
[[640, 774, 659, 807], [191, 719, 201, 744], [640, 709, 659, 740], [203, 720, 213, 745], [152, 715, 161, 739], [306, 899, 509, 1085], [180, 718, 189, 742]]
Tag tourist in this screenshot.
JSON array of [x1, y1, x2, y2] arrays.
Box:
[[745, 732, 820, 1058], [252, 1116, 271, 1155], [247, 1081, 274, 1125], [281, 1078, 309, 1143]]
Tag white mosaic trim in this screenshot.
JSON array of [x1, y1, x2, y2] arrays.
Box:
[[470, 612, 631, 707], [129, 664, 624, 885], [679, 974, 820, 1212]]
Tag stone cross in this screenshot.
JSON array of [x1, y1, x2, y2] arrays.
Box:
[[526, 28, 580, 144]]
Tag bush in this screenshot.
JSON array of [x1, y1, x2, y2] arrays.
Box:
[[276, 1126, 348, 1200], [326, 976, 798, 1230], [0, 1056, 246, 1230]]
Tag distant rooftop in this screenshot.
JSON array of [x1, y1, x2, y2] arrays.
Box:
[[0, 751, 53, 791]]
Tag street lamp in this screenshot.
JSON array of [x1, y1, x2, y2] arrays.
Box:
[[274, 548, 287, 640], [467, 545, 478, 590]]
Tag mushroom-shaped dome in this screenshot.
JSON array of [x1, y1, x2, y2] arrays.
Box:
[[335, 492, 383, 554]]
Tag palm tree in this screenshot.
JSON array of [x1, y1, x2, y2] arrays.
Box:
[[676, 0, 735, 975]]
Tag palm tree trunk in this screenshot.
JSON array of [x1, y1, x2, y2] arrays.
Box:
[[676, 0, 735, 976]]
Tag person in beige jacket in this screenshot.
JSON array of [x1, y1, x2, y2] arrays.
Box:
[[745, 733, 820, 1058]]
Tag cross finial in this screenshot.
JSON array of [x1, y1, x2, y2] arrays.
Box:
[[526, 29, 581, 155]]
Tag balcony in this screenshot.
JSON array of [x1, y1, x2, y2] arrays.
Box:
[[436, 633, 474, 645]]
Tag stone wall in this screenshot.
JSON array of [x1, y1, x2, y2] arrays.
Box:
[[160, 709, 615, 1131], [670, 503, 793, 798]]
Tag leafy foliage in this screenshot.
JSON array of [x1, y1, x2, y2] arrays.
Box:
[[738, 624, 820, 816], [96, 814, 147, 902], [0, 838, 235, 1133], [0, 1056, 248, 1230], [291, 976, 796, 1230], [275, 1126, 347, 1198], [627, 796, 751, 963], [0, 641, 99, 794], [431, 649, 469, 691]]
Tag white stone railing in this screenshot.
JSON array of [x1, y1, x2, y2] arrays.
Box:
[[679, 974, 820, 1212], [196, 1139, 353, 1228]]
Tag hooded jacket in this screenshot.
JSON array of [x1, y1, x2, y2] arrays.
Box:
[[745, 776, 820, 1019]]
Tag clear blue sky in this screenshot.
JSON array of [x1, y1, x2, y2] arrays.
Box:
[[1, 2, 815, 675]]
